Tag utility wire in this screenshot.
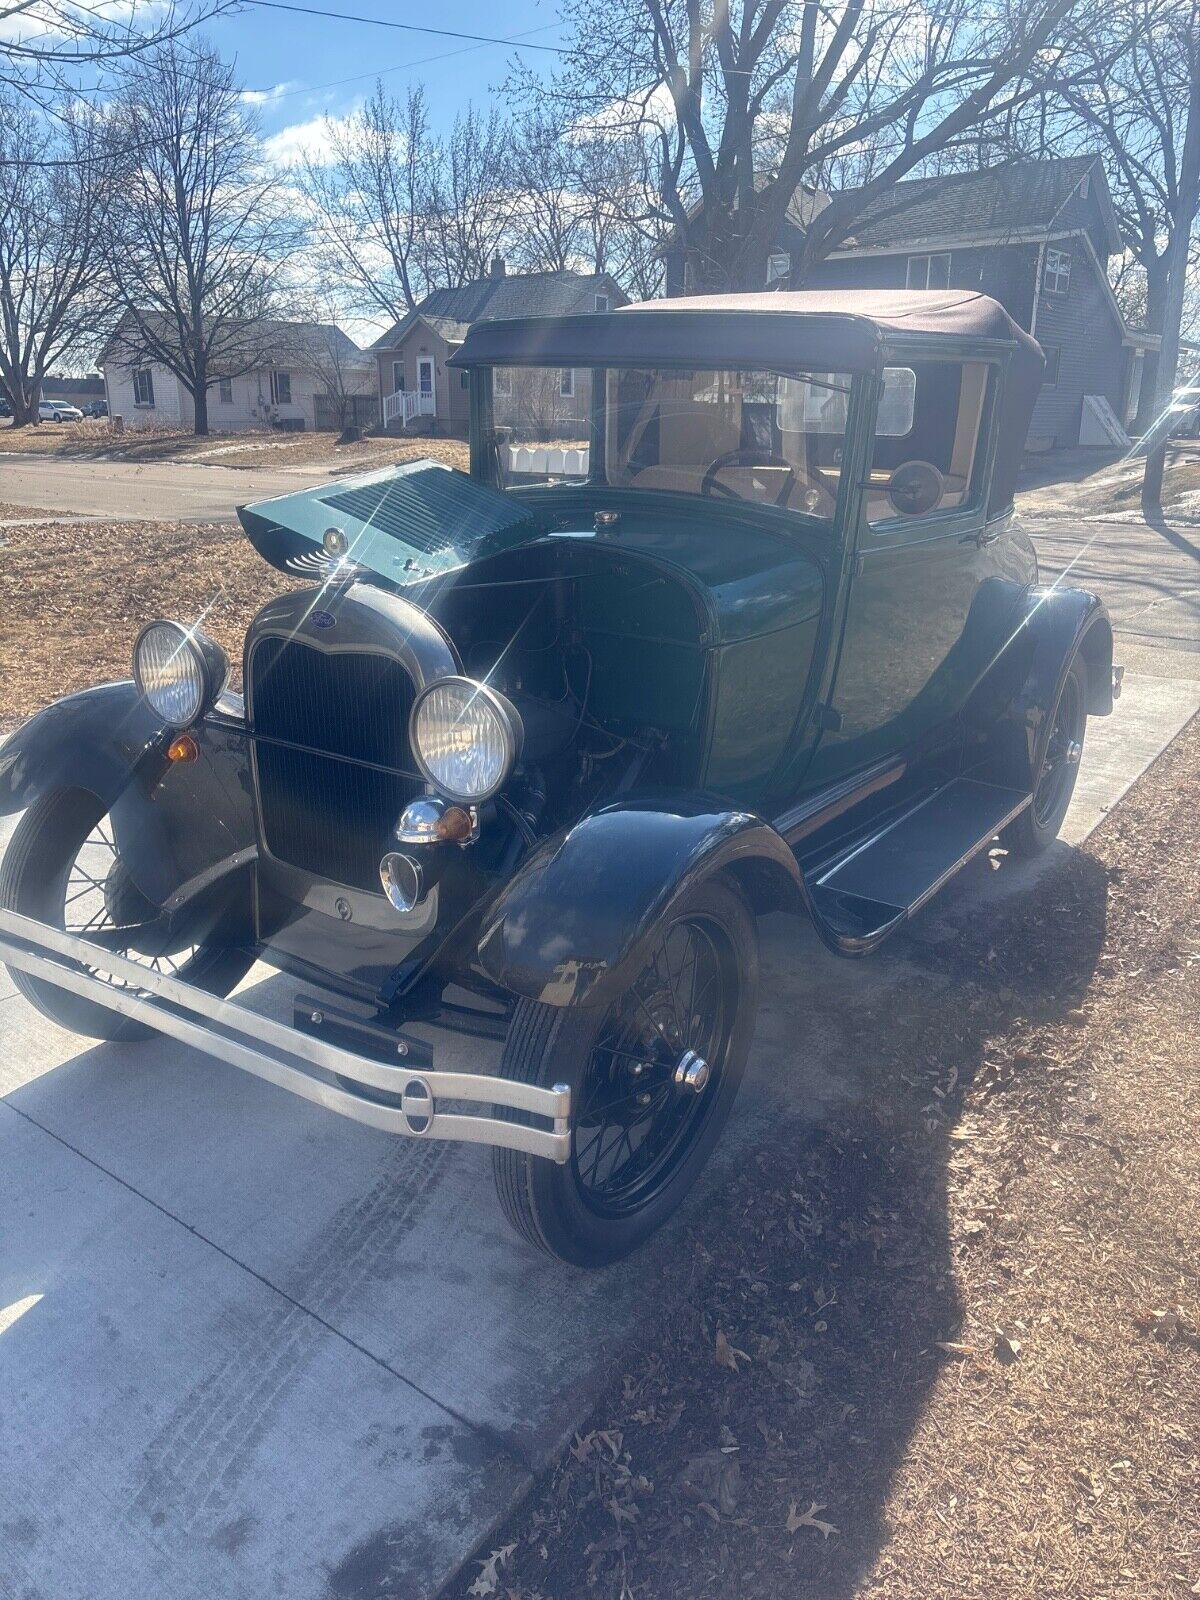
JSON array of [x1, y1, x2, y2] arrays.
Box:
[[250, 0, 570, 54]]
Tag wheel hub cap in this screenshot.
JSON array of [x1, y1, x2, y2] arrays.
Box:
[[674, 1049, 711, 1093]]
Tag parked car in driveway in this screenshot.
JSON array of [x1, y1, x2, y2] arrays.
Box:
[[81, 398, 108, 419], [38, 399, 83, 422], [0, 394, 12, 418], [0, 290, 1119, 1265], [1168, 384, 1200, 438]]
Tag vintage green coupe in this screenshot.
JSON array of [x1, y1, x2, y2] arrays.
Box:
[[0, 291, 1117, 1264]]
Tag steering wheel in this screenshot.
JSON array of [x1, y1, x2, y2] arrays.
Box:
[[701, 448, 797, 507]]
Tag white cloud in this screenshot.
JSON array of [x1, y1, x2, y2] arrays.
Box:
[[262, 110, 359, 168], [241, 81, 301, 107], [569, 82, 675, 142]]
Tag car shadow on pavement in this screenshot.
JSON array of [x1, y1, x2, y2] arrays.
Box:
[[571, 842, 1113, 1600]]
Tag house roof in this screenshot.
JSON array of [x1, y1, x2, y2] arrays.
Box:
[[371, 270, 621, 351], [100, 312, 370, 369], [831, 157, 1121, 254]]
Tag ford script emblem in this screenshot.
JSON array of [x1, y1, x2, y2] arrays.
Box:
[[311, 609, 337, 629]]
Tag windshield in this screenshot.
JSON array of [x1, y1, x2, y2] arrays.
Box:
[[487, 366, 855, 518]]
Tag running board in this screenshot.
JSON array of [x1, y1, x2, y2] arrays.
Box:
[[0, 907, 570, 1162], [804, 778, 1031, 953]]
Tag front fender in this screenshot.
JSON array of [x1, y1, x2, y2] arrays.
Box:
[[0, 681, 165, 817], [1, 682, 257, 924], [476, 796, 805, 1007]]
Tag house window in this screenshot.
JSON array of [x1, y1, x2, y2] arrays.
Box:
[[494, 368, 513, 399], [906, 252, 952, 290], [1042, 345, 1061, 387], [132, 367, 154, 406], [559, 369, 574, 399], [392, 360, 404, 394], [595, 293, 609, 312], [270, 370, 291, 405], [1043, 247, 1072, 295], [766, 252, 791, 285], [218, 378, 233, 404], [460, 371, 469, 389]]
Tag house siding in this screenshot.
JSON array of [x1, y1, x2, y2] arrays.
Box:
[[104, 359, 373, 432], [1030, 246, 1127, 447], [806, 242, 1039, 329]]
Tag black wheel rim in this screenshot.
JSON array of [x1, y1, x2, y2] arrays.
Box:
[[571, 914, 737, 1219], [61, 814, 197, 982], [1033, 673, 1083, 827]]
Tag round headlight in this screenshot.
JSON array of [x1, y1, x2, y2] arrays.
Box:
[[410, 677, 522, 803], [133, 620, 227, 727]]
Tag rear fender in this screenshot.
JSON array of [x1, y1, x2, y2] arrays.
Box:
[[475, 796, 806, 1008], [969, 585, 1113, 790]]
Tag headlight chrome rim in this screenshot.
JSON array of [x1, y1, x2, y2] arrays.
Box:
[[132, 619, 228, 729], [409, 675, 523, 804]]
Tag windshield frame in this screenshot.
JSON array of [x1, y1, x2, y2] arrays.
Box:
[[468, 361, 872, 527]]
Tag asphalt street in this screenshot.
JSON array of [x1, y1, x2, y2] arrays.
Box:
[[0, 454, 333, 522]]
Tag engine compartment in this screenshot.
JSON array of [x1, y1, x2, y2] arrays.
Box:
[[422, 539, 713, 845]]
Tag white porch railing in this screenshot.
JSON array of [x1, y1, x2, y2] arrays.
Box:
[[382, 388, 436, 428]]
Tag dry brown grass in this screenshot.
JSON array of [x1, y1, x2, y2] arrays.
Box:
[[0, 416, 470, 475], [449, 720, 1200, 1600], [1, 517, 299, 727]]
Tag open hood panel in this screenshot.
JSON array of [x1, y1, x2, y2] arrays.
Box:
[[237, 460, 539, 586]]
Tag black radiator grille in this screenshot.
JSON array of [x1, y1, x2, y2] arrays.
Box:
[[250, 637, 420, 890]]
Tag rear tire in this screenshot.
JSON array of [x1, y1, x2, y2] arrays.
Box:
[[493, 876, 758, 1266], [1001, 655, 1087, 859], [0, 788, 252, 1040]]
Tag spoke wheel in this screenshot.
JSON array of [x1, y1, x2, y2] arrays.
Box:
[[492, 875, 758, 1266], [1001, 656, 1088, 859], [573, 917, 732, 1219], [1032, 667, 1083, 827], [0, 788, 252, 1040]]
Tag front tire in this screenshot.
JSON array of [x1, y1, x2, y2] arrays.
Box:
[[493, 876, 758, 1266], [0, 787, 252, 1040]]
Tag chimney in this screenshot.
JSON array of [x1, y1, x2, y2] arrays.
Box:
[[490, 254, 506, 279]]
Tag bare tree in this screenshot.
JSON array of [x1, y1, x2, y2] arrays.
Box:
[[418, 106, 515, 287], [0, 1, 233, 99], [540, 0, 1095, 292], [1057, 0, 1200, 445], [102, 38, 300, 436], [299, 82, 430, 325], [0, 91, 112, 425]]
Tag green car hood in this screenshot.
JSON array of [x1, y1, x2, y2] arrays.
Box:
[[237, 460, 538, 586]]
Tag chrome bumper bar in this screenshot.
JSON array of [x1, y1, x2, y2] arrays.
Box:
[[0, 908, 571, 1163]]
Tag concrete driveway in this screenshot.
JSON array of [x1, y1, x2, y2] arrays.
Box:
[[2, 501, 1199, 1599], [0, 455, 333, 522]]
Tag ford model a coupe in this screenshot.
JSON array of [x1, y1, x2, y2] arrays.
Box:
[[0, 290, 1118, 1265]]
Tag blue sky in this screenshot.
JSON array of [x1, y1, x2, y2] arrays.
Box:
[[212, 0, 568, 154]]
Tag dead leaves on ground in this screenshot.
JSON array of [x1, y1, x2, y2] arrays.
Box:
[[713, 1327, 749, 1372], [786, 1500, 839, 1540], [467, 1541, 516, 1597]]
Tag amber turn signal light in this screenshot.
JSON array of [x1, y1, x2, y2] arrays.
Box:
[[436, 805, 475, 843], [167, 734, 199, 763]]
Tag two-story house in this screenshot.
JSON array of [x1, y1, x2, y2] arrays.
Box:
[[665, 159, 1154, 450], [370, 260, 627, 437]]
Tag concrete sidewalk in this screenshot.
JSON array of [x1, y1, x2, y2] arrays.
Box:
[[1, 671, 1197, 1600]]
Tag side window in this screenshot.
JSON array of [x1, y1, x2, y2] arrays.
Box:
[[906, 252, 951, 290], [1042, 345, 1061, 387], [867, 361, 993, 525], [218, 377, 233, 404], [1043, 248, 1071, 295], [133, 367, 154, 405]]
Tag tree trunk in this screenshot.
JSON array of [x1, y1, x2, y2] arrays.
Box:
[[1143, 37, 1200, 515], [193, 384, 209, 436], [1130, 262, 1168, 437]]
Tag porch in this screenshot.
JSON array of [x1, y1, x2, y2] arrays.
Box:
[[382, 387, 436, 431]]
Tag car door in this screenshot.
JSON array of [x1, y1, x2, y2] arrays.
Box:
[[805, 357, 1003, 786]]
